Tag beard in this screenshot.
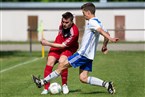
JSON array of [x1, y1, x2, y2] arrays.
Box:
[[63, 25, 67, 29]]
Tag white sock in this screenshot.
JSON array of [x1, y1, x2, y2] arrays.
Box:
[[40, 79, 45, 85], [87, 76, 108, 88], [44, 70, 60, 82], [104, 81, 109, 89]]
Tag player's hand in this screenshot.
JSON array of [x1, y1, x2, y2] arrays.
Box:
[[101, 46, 108, 54], [41, 38, 49, 46], [110, 38, 119, 43], [40, 38, 45, 45]]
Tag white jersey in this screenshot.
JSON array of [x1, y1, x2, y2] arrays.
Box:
[[77, 17, 107, 60]]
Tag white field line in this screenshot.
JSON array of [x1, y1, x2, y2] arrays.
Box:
[[0, 57, 42, 73]]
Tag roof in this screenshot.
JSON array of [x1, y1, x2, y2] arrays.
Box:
[[1, 2, 145, 10]]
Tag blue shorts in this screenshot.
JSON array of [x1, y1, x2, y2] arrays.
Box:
[[68, 53, 93, 72]]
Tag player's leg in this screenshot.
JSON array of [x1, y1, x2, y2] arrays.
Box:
[[42, 59, 71, 85], [32, 58, 71, 88], [79, 61, 115, 94], [79, 61, 105, 86], [79, 69, 89, 83], [59, 50, 74, 94], [79, 69, 105, 86], [59, 55, 68, 86], [41, 56, 57, 94], [41, 51, 61, 94], [59, 55, 69, 94], [86, 75, 115, 94], [32, 53, 82, 88]]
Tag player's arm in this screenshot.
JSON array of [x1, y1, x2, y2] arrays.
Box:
[[90, 19, 119, 42], [41, 38, 66, 48], [102, 31, 110, 54], [97, 27, 119, 43], [96, 28, 119, 54]]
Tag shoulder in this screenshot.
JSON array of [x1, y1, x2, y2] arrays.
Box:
[[89, 18, 101, 25], [88, 18, 103, 29], [72, 24, 79, 30], [71, 24, 79, 34]]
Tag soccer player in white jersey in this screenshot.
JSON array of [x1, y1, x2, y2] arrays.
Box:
[[32, 2, 119, 94]]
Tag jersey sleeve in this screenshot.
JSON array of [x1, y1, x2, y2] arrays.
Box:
[[89, 19, 108, 32], [62, 25, 79, 47]]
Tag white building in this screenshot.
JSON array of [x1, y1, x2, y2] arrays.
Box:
[[1, 2, 145, 42]]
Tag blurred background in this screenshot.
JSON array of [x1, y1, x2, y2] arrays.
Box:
[[0, 0, 145, 51]]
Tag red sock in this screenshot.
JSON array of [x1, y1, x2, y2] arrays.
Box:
[[61, 68, 68, 85], [44, 65, 53, 90]]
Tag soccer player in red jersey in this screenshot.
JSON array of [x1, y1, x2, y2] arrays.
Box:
[[40, 12, 79, 95]]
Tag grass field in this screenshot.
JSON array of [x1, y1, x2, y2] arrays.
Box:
[[0, 51, 144, 97]]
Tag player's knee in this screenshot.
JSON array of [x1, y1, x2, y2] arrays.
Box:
[[58, 56, 67, 64], [79, 75, 87, 83], [47, 61, 55, 66], [58, 60, 65, 65], [57, 64, 65, 72]]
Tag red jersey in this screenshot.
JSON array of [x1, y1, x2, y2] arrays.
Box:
[[50, 23, 79, 53]]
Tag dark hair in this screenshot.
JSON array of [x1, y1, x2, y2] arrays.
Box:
[[81, 2, 96, 14], [62, 12, 74, 21]]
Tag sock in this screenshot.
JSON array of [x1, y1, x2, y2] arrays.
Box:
[[61, 69, 68, 85], [44, 70, 60, 82], [102, 81, 109, 89], [87, 76, 108, 88], [44, 65, 53, 90]]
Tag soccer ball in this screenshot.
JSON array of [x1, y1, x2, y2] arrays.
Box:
[[49, 82, 61, 94]]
